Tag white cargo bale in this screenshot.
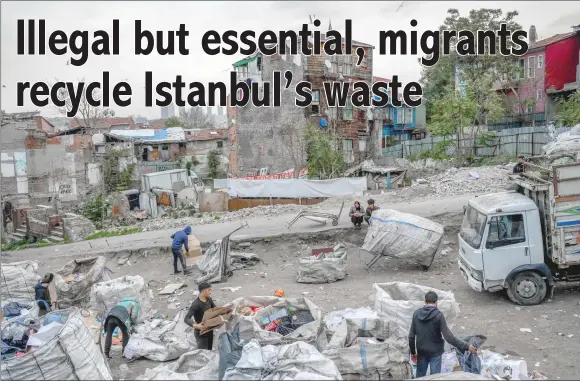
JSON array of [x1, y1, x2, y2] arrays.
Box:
[[1, 308, 112, 380], [91, 275, 152, 322], [0, 261, 41, 305], [373, 282, 460, 335], [136, 350, 219, 380], [55, 256, 111, 308], [363, 209, 444, 269], [296, 244, 347, 284]]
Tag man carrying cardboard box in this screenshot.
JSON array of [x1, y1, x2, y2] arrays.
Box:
[[184, 282, 217, 350], [170, 225, 193, 275]]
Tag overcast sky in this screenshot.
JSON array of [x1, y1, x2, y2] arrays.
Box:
[[2, 1, 579, 119]]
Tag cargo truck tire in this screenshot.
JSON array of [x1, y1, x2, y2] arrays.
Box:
[[507, 271, 547, 306]]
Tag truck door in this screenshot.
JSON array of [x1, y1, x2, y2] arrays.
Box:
[[482, 213, 531, 289]]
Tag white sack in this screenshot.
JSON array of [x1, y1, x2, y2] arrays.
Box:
[[0, 261, 40, 305], [297, 245, 347, 284], [196, 238, 232, 284], [124, 310, 197, 362], [136, 350, 219, 380], [363, 209, 444, 269], [55, 256, 111, 308], [1, 308, 113, 380], [223, 339, 343, 380], [373, 282, 460, 335], [224, 296, 326, 350], [91, 275, 152, 322], [324, 307, 377, 334], [541, 124, 580, 156]]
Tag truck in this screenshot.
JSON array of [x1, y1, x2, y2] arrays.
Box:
[[458, 159, 580, 305]]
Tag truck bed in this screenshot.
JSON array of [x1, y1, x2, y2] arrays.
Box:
[[513, 162, 580, 268]]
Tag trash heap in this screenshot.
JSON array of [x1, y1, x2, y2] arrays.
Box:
[[54, 256, 112, 308], [296, 244, 347, 284]]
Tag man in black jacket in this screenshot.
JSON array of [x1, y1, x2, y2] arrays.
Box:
[[513, 156, 525, 174], [409, 291, 477, 377], [184, 282, 216, 350]]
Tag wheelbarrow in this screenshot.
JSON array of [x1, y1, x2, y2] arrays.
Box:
[[286, 202, 345, 229]]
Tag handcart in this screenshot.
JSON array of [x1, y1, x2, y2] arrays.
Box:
[[286, 202, 345, 229]]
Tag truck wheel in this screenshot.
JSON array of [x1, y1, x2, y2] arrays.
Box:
[[506, 272, 547, 306], [332, 219, 338, 226]]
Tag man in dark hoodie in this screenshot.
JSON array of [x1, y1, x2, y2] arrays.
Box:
[[409, 291, 477, 377], [170, 225, 192, 275]]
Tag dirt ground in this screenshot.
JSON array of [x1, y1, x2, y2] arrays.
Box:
[[25, 213, 580, 380]]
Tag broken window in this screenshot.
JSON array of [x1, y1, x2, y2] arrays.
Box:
[[311, 90, 321, 115], [343, 56, 352, 75], [486, 214, 526, 249], [217, 140, 223, 149], [343, 99, 353, 120], [343, 139, 354, 163]]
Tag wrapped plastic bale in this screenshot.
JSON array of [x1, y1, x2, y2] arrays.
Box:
[[322, 317, 411, 380], [55, 256, 111, 308], [373, 282, 460, 335], [0, 261, 41, 305], [124, 310, 197, 362], [91, 275, 152, 322], [541, 124, 580, 156], [136, 350, 219, 380], [224, 296, 327, 350], [1, 308, 112, 380], [296, 244, 348, 284], [363, 209, 444, 269], [223, 339, 342, 380]]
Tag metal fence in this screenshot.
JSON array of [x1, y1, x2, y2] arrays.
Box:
[[382, 126, 572, 158]]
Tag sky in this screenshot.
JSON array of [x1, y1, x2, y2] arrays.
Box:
[[1, 1, 579, 119]]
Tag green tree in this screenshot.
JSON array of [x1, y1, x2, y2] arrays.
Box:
[[555, 92, 580, 126], [304, 125, 344, 179], [165, 116, 182, 127], [207, 149, 220, 179]]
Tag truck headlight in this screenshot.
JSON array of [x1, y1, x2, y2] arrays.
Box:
[[472, 270, 483, 281]]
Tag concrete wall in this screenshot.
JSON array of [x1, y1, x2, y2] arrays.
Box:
[[188, 139, 229, 178], [198, 192, 228, 212]]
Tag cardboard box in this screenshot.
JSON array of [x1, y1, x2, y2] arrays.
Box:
[[200, 306, 233, 334], [185, 235, 202, 258]]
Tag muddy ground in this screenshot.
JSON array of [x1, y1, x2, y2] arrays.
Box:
[[20, 213, 580, 380]]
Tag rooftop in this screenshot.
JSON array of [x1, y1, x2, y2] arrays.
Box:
[[529, 31, 578, 51], [469, 192, 538, 215], [185, 129, 228, 141]]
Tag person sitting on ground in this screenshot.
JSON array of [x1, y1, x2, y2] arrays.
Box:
[[364, 199, 379, 225], [409, 291, 477, 378], [513, 156, 525, 174], [184, 282, 216, 350], [35, 273, 55, 316], [349, 201, 364, 230], [170, 225, 192, 275], [104, 297, 140, 359]]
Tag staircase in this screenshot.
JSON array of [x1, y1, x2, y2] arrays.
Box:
[[42, 225, 65, 244], [6, 222, 28, 243]]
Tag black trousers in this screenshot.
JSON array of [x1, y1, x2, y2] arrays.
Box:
[[195, 330, 214, 350], [351, 216, 363, 225], [104, 316, 129, 356], [172, 248, 187, 273]]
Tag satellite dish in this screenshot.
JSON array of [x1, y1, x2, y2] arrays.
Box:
[[325, 60, 331, 69]]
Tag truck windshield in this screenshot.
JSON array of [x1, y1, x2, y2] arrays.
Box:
[[460, 206, 487, 249]]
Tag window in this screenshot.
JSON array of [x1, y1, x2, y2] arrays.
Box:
[[396, 107, 405, 124], [405, 107, 413, 124], [460, 206, 487, 249], [343, 99, 353, 120], [537, 55, 544, 69], [343, 139, 354, 163], [528, 56, 535, 78], [328, 106, 338, 120], [536, 89, 543, 101], [343, 56, 352, 75], [311, 90, 320, 115], [486, 214, 526, 249], [217, 140, 223, 149], [513, 58, 525, 80], [330, 55, 339, 73], [527, 105, 534, 114]]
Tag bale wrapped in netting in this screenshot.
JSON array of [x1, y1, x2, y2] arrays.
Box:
[[224, 296, 327, 350], [296, 244, 347, 284], [124, 310, 197, 362], [322, 317, 411, 380], [0, 261, 41, 305], [54, 256, 111, 308], [1, 308, 113, 380], [91, 275, 152, 322], [363, 209, 444, 269], [136, 350, 219, 380], [373, 282, 460, 335], [222, 339, 343, 380]]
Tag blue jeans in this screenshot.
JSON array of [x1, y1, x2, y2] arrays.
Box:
[[416, 355, 442, 378]]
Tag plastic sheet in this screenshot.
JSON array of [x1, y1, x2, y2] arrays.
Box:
[[1, 308, 112, 380], [136, 350, 219, 380], [91, 275, 152, 322], [54, 257, 111, 308], [455, 335, 487, 374], [0, 261, 40, 305], [218, 332, 245, 380], [222, 339, 342, 380], [373, 282, 460, 335], [195, 239, 232, 284], [296, 245, 348, 284]]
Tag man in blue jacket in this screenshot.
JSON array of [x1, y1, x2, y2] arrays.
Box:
[[171, 225, 192, 275]]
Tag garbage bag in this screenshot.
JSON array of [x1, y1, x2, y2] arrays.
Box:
[[479, 349, 529, 380], [136, 350, 219, 380], [224, 296, 326, 350], [218, 331, 245, 380], [54, 256, 111, 308], [322, 317, 412, 379], [373, 282, 460, 334], [296, 244, 347, 284], [124, 310, 197, 362], [1, 308, 112, 380], [0, 261, 40, 305], [91, 275, 152, 322], [362, 209, 444, 269], [455, 335, 486, 374], [223, 339, 342, 380]]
